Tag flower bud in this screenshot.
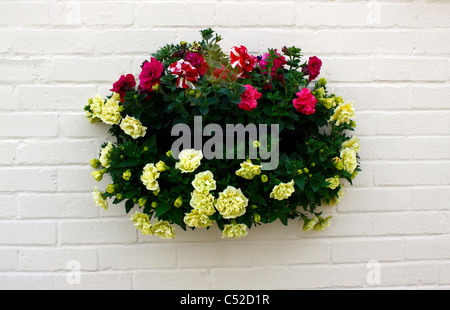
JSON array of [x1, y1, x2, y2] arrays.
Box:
[[106, 184, 116, 194], [253, 214, 261, 223], [174, 196, 183, 208], [122, 169, 131, 181], [90, 159, 101, 169], [261, 175, 268, 183], [138, 197, 147, 207]]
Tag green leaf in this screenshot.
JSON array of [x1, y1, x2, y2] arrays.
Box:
[[125, 199, 134, 214], [251, 194, 267, 207], [294, 175, 306, 191], [155, 203, 172, 218], [167, 208, 186, 231]]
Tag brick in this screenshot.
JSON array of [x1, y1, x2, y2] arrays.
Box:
[[378, 262, 439, 286], [0, 249, 18, 271], [19, 248, 97, 271], [136, 2, 216, 27], [58, 220, 136, 245], [0, 30, 11, 53], [0, 195, 18, 219], [16, 85, 96, 111], [0, 86, 16, 110], [410, 85, 450, 110], [411, 137, 450, 160], [53, 272, 132, 290], [404, 237, 450, 260], [52, 57, 132, 82], [0, 113, 58, 138], [416, 30, 450, 55], [372, 58, 447, 82], [11, 30, 94, 54], [340, 30, 414, 55], [372, 212, 445, 236], [18, 193, 98, 219], [51, 1, 133, 26], [332, 239, 403, 263], [133, 270, 210, 290], [0, 142, 16, 164], [296, 4, 372, 27], [330, 85, 411, 111], [357, 111, 450, 136], [373, 162, 450, 186], [411, 187, 450, 211], [97, 30, 177, 54], [177, 243, 254, 268], [358, 137, 412, 160], [380, 4, 450, 28], [218, 2, 295, 26], [0, 168, 57, 192], [340, 188, 411, 213], [320, 57, 372, 82], [0, 221, 56, 245], [0, 2, 49, 25], [0, 273, 53, 290], [0, 58, 51, 82], [252, 240, 330, 265], [16, 140, 97, 165], [98, 245, 176, 269]]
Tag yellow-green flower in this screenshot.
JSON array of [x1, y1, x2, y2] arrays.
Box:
[[91, 169, 106, 182], [119, 115, 147, 139], [222, 223, 248, 238], [330, 101, 355, 126], [140, 163, 160, 192], [130, 212, 152, 235], [175, 149, 203, 173], [215, 186, 249, 219], [99, 142, 113, 168], [314, 216, 333, 232], [235, 160, 262, 180], [122, 169, 131, 181], [100, 97, 122, 125], [155, 160, 170, 172], [342, 136, 360, 153], [270, 180, 295, 201], [191, 170, 216, 193], [325, 176, 340, 190], [93, 187, 108, 210], [253, 140, 261, 148], [152, 220, 175, 239], [184, 209, 213, 228], [328, 188, 345, 206], [86, 94, 103, 122], [340, 147, 357, 174], [303, 216, 319, 232], [190, 190, 216, 216]]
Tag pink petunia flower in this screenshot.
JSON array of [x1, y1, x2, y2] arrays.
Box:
[[184, 52, 209, 76], [139, 57, 164, 92], [259, 50, 287, 77], [168, 59, 200, 89], [305, 56, 322, 82], [239, 84, 262, 111], [293, 88, 317, 115]]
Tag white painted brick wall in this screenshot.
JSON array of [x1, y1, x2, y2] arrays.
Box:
[[0, 0, 449, 290]]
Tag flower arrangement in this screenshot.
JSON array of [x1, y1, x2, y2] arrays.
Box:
[[85, 29, 360, 239]]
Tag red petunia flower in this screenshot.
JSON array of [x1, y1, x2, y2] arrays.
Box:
[[293, 88, 317, 115], [111, 74, 136, 102], [139, 57, 164, 92], [168, 59, 200, 89], [230, 45, 257, 74], [305, 56, 322, 82], [238, 84, 262, 111]]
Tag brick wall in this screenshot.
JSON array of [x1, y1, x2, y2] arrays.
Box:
[[0, 0, 449, 289]]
